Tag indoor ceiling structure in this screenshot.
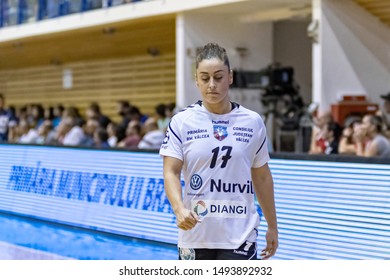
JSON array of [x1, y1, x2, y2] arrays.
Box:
[[0, 15, 176, 70], [192, 0, 312, 22], [2, 0, 389, 71], [0, 0, 315, 71], [354, 0, 390, 26]]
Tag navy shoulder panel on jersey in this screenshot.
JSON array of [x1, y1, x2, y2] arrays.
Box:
[[231, 101, 240, 110], [168, 101, 202, 144], [177, 101, 202, 114]]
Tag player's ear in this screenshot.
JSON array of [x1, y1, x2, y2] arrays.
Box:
[[195, 74, 199, 87], [229, 70, 233, 85]]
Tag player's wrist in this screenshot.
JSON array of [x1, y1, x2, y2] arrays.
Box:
[[267, 226, 278, 232], [172, 204, 186, 214]]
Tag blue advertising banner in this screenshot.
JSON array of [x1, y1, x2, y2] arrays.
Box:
[[0, 145, 178, 244], [0, 144, 389, 259]]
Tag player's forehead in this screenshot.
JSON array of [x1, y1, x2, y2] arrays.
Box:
[[197, 58, 228, 75]]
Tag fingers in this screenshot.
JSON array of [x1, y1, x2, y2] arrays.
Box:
[[177, 211, 200, 231], [260, 228, 279, 260], [260, 239, 278, 260], [260, 246, 276, 260]]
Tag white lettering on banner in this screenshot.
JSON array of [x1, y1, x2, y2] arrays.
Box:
[[5, 162, 182, 214]]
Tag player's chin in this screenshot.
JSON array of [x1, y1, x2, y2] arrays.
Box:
[[205, 95, 223, 104]]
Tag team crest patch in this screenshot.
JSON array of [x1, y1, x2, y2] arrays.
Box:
[[213, 125, 228, 141]]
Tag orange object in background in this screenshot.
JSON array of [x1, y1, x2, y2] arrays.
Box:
[[331, 95, 378, 126]]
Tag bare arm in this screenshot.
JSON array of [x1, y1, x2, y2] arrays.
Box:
[[7, 126, 16, 143], [338, 137, 356, 154], [163, 156, 199, 230], [251, 163, 278, 260], [309, 127, 323, 154], [338, 128, 356, 155], [354, 125, 367, 157], [364, 140, 379, 157], [308, 128, 319, 154]]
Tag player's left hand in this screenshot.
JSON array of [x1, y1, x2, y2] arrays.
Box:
[[260, 228, 278, 260]]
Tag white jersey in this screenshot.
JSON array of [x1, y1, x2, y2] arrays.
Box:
[[159, 101, 270, 249]]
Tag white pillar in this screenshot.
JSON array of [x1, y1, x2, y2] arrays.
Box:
[[312, 0, 323, 111], [176, 14, 187, 109]]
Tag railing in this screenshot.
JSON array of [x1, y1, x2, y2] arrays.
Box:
[[0, 0, 143, 28]]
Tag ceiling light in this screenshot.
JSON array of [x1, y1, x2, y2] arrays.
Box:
[[102, 27, 116, 35], [147, 47, 160, 56], [12, 42, 23, 49]]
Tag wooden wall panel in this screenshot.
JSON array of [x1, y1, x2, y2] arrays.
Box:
[[0, 15, 176, 70], [0, 54, 176, 122]]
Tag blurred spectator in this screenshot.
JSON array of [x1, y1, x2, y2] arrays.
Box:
[[309, 110, 333, 154], [106, 121, 126, 148], [138, 117, 165, 149], [93, 128, 110, 148], [0, 93, 18, 142], [17, 106, 28, 123], [322, 122, 342, 154], [338, 116, 362, 155], [165, 102, 176, 119], [63, 106, 84, 127], [53, 119, 68, 144], [59, 117, 85, 146], [80, 119, 100, 147], [52, 104, 64, 128], [86, 102, 111, 128], [107, 122, 119, 147], [117, 100, 132, 130], [44, 106, 55, 122], [116, 124, 127, 145], [377, 92, 390, 138], [128, 105, 148, 125], [117, 121, 142, 149], [31, 104, 45, 129], [26, 103, 35, 124], [155, 103, 170, 132], [17, 119, 39, 144], [8, 105, 17, 120], [35, 120, 57, 145], [355, 114, 390, 157]]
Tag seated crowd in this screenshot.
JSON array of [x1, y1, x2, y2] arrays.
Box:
[[309, 93, 390, 157], [0, 93, 175, 150], [1, 91, 390, 157]]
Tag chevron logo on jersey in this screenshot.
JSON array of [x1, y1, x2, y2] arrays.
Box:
[[213, 125, 228, 141]]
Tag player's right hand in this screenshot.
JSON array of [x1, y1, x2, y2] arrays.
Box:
[[174, 208, 201, 230]]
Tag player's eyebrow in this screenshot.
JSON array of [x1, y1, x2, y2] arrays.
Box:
[[199, 70, 224, 75]]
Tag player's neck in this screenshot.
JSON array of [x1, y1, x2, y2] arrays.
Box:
[[202, 100, 232, 115]]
